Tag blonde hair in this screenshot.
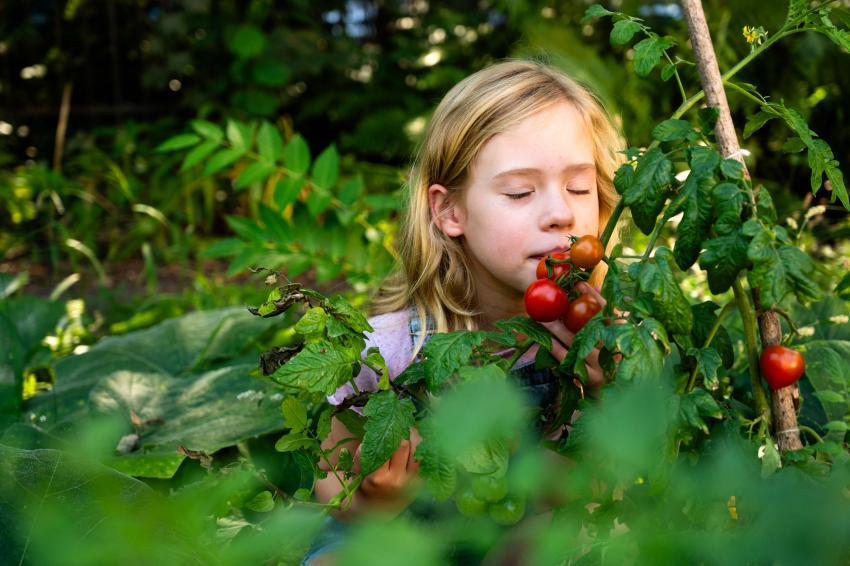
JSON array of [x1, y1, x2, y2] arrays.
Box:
[[371, 59, 624, 358]]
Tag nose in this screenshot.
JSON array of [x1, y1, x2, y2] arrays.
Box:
[[540, 186, 575, 230]]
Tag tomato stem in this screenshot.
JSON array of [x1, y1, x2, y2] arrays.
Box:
[[599, 199, 625, 251], [732, 277, 771, 425], [684, 301, 735, 393]]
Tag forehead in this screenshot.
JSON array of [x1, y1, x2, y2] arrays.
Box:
[[471, 101, 594, 180]]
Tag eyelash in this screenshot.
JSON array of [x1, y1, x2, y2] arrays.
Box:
[[505, 188, 591, 200]]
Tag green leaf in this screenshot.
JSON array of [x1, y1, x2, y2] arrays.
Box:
[[201, 238, 244, 258], [281, 397, 309, 432], [712, 182, 745, 235], [191, 120, 224, 142], [651, 118, 693, 142], [338, 175, 364, 206], [633, 35, 675, 77], [615, 148, 673, 234], [226, 119, 253, 151], [326, 295, 372, 335], [673, 149, 717, 270], [698, 107, 720, 135], [275, 175, 305, 209], [203, 148, 244, 176], [761, 438, 782, 478], [245, 491, 275, 512], [252, 59, 291, 87], [272, 342, 357, 395], [582, 4, 615, 22], [743, 110, 775, 139], [365, 348, 391, 390], [691, 302, 734, 369], [311, 145, 340, 191], [275, 431, 314, 452], [692, 347, 724, 389], [699, 229, 751, 294], [294, 307, 328, 341], [611, 19, 642, 45], [180, 140, 219, 172], [493, 316, 552, 350], [284, 135, 311, 175], [156, 133, 200, 152], [637, 247, 693, 335], [679, 388, 722, 434], [257, 121, 285, 163], [360, 391, 415, 475], [719, 158, 745, 180], [421, 331, 488, 390], [660, 63, 676, 82], [414, 424, 457, 500], [229, 24, 267, 59], [235, 162, 276, 190], [782, 137, 807, 153], [258, 204, 291, 242], [802, 340, 850, 442], [607, 322, 665, 382], [306, 188, 333, 217], [747, 224, 820, 305], [225, 215, 267, 243]]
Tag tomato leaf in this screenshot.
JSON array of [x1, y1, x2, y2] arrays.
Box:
[[359, 391, 415, 475], [283, 134, 311, 175], [651, 118, 694, 142], [414, 418, 457, 500], [746, 223, 820, 306], [607, 321, 665, 381], [637, 248, 693, 335], [610, 19, 642, 46], [691, 302, 734, 369], [712, 182, 745, 235], [615, 148, 673, 234], [673, 147, 718, 269], [632, 35, 676, 77], [699, 229, 751, 294], [281, 397, 309, 433], [257, 121, 285, 163], [272, 342, 358, 395], [801, 340, 850, 443], [421, 331, 488, 390]]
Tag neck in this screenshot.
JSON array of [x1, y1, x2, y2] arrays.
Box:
[[473, 280, 525, 331]]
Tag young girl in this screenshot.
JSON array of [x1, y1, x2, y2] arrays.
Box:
[[304, 58, 623, 565]]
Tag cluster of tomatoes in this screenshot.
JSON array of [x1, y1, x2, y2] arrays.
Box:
[[524, 235, 605, 332], [454, 473, 526, 525]]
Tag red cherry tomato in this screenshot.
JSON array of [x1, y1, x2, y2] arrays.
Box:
[[570, 235, 604, 270], [563, 293, 602, 333], [760, 345, 805, 390], [524, 279, 569, 322], [536, 252, 572, 281]]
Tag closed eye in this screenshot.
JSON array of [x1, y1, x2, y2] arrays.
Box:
[[505, 192, 532, 200], [567, 187, 592, 195]]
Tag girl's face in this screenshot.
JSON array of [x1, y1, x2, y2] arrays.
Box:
[[432, 100, 599, 316]]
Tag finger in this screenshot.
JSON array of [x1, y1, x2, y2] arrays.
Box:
[[389, 439, 410, 472], [575, 281, 606, 307], [407, 428, 422, 473]]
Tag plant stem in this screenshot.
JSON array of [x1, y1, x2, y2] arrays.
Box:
[[798, 425, 824, 444], [599, 199, 625, 251], [684, 301, 735, 393], [732, 277, 770, 423], [663, 52, 688, 103]]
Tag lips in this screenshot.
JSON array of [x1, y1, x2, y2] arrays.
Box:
[[530, 246, 569, 260]]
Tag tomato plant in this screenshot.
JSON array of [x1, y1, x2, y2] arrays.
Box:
[[570, 235, 604, 270], [536, 252, 572, 281], [524, 279, 569, 322], [563, 293, 602, 334], [760, 345, 805, 390], [487, 494, 526, 526]]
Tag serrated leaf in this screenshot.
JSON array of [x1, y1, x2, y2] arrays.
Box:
[[637, 247, 693, 335], [414, 419, 457, 500], [633, 35, 675, 77], [608, 322, 665, 381], [712, 182, 745, 235], [284, 135, 311, 175], [693, 347, 723, 389], [258, 121, 285, 163], [312, 145, 339, 191], [360, 391, 415, 475], [611, 19, 642, 45], [294, 307, 328, 340], [719, 158, 745, 180], [802, 340, 850, 442], [272, 342, 357, 395], [235, 161, 276, 190], [326, 295, 372, 334], [814, 390, 845, 404], [421, 331, 488, 390], [691, 302, 734, 369], [281, 397, 309, 432], [191, 120, 224, 142], [660, 63, 676, 82], [493, 316, 552, 350], [156, 133, 200, 152], [616, 148, 673, 234], [652, 118, 693, 142], [203, 148, 244, 176], [699, 229, 751, 294], [782, 136, 807, 153], [180, 140, 219, 172], [582, 4, 615, 23], [747, 224, 820, 305], [743, 110, 775, 139], [673, 149, 717, 269]]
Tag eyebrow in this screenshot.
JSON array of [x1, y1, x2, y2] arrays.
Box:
[[492, 163, 596, 181]]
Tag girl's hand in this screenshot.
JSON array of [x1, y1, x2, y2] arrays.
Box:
[[540, 282, 606, 394], [352, 427, 422, 510]]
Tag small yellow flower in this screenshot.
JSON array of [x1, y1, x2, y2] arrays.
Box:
[[743, 25, 767, 46]]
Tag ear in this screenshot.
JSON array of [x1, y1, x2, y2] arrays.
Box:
[[428, 183, 465, 237]]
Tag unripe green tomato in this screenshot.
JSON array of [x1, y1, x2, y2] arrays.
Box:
[[471, 475, 509, 503], [488, 494, 526, 526], [455, 488, 487, 517]]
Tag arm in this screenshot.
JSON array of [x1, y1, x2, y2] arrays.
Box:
[[315, 415, 421, 521]]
